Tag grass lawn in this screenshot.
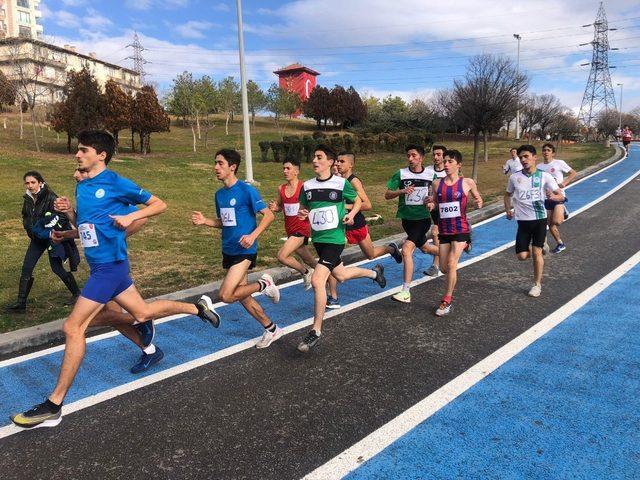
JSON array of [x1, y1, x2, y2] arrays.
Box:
[[0, 114, 613, 332]]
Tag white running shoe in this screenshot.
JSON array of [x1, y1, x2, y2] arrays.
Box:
[[255, 326, 283, 348], [392, 290, 411, 303], [435, 301, 452, 316], [302, 268, 313, 291], [542, 241, 550, 255], [261, 273, 280, 303], [528, 284, 542, 297]]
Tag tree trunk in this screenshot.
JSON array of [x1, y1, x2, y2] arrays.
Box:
[[483, 130, 488, 163], [225, 113, 230, 135], [19, 105, 24, 139], [191, 124, 197, 152], [140, 132, 145, 154], [145, 134, 151, 154], [471, 131, 480, 182], [505, 121, 510, 138], [3, 117, 6, 129], [196, 114, 201, 140], [131, 130, 136, 152], [251, 111, 255, 127], [316, 119, 321, 128], [114, 130, 119, 155], [67, 133, 71, 153]]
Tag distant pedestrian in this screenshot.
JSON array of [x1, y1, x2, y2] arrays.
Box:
[[622, 125, 633, 151]]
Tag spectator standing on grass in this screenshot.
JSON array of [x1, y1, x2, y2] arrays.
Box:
[[5, 171, 81, 312]]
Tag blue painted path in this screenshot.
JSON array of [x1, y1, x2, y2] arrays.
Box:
[[346, 256, 640, 480], [1, 148, 638, 428]]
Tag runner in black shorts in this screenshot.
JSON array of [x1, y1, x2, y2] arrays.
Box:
[[424, 145, 447, 276]]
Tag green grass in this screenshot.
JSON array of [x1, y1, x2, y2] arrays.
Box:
[[0, 114, 613, 332]]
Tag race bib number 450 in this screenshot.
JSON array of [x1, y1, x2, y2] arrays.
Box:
[[405, 186, 428, 206], [79, 223, 99, 248], [439, 201, 461, 219], [220, 207, 237, 227], [310, 205, 339, 231]]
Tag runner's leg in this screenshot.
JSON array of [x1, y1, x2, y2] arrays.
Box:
[[218, 260, 261, 303], [277, 236, 308, 274], [358, 234, 392, 260], [311, 264, 332, 332], [443, 241, 467, 297]]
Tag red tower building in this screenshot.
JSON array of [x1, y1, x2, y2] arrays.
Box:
[[273, 63, 320, 116]]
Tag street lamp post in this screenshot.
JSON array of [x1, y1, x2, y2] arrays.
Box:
[[514, 33, 521, 140], [235, 0, 254, 183], [617, 83, 623, 132]]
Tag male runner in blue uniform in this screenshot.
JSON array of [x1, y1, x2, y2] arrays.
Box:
[[11, 130, 220, 429]]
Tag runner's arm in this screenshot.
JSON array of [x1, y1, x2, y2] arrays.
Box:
[[239, 207, 274, 249], [110, 195, 166, 230], [268, 190, 282, 212], [503, 191, 513, 219], [191, 211, 222, 228], [466, 179, 483, 209], [426, 180, 439, 211], [350, 177, 372, 211], [344, 196, 362, 224], [560, 168, 577, 188]]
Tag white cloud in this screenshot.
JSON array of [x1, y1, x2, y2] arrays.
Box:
[[175, 21, 216, 39], [53, 10, 80, 29], [213, 2, 230, 12], [61, 0, 87, 6], [125, 0, 152, 10], [85, 8, 113, 29], [124, 0, 189, 10]]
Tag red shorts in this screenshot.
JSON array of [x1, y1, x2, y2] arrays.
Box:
[[346, 225, 369, 244]]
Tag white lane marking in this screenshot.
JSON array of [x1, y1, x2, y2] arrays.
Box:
[[0, 153, 637, 440], [0, 149, 627, 369], [303, 249, 640, 480]]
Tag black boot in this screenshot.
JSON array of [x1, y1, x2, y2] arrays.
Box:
[[5, 276, 34, 312], [61, 273, 80, 305]]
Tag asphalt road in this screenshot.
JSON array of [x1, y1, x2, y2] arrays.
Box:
[[1, 174, 639, 480]]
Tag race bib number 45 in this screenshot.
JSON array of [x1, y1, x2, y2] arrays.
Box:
[[220, 207, 237, 227], [405, 186, 428, 206], [79, 223, 99, 248], [439, 201, 461, 219], [310, 205, 339, 231]]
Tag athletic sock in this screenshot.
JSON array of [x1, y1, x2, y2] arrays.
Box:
[[45, 399, 62, 413], [442, 295, 453, 304], [143, 344, 156, 355], [264, 322, 277, 333], [402, 283, 410, 291], [369, 269, 377, 279], [258, 279, 268, 292]]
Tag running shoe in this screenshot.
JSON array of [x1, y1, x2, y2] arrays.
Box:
[[392, 290, 411, 303], [297, 330, 321, 352], [302, 268, 314, 291], [435, 301, 452, 317], [256, 326, 283, 349], [542, 241, 550, 255], [552, 243, 566, 254], [464, 241, 472, 254], [528, 284, 542, 297], [261, 273, 280, 303], [196, 295, 221, 328], [423, 265, 440, 276], [11, 400, 62, 429], [130, 346, 164, 374], [326, 296, 341, 309], [134, 320, 155, 348], [388, 242, 402, 263], [373, 264, 386, 288]]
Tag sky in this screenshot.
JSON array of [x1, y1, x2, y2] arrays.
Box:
[[38, 0, 640, 113]]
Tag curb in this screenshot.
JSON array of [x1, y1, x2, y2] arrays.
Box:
[[0, 146, 622, 356]]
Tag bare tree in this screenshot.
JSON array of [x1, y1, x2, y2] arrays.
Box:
[[442, 54, 528, 180], [0, 70, 16, 129]]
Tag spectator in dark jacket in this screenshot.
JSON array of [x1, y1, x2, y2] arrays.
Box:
[[5, 171, 81, 312]]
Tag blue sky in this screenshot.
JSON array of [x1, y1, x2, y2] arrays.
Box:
[[39, 0, 640, 113]]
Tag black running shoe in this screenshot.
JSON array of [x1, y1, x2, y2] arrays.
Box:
[[297, 330, 321, 353], [373, 264, 386, 288], [196, 295, 220, 328], [388, 242, 402, 263], [11, 400, 62, 429]]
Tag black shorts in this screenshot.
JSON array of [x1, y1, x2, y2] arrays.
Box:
[[439, 233, 471, 244], [313, 242, 344, 272], [222, 253, 257, 270], [402, 218, 431, 248], [545, 196, 567, 211], [289, 232, 309, 245], [623, 140, 631, 147], [515, 220, 547, 253]]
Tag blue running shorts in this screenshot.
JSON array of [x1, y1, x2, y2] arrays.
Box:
[[81, 260, 133, 304]]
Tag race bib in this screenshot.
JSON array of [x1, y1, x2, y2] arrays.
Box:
[[220, 207, 237, 227], [405, 186, 428, 206], [518, 188, 542, 202], [283, 202, 300, 217], [79, 223, 99, 248], [439, 201, 461, 219], [309, 205, 339, 231]]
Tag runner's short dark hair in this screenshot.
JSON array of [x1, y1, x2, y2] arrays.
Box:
[[338, 151, 356, 164], [542, 143, 556, 153], [283, 158, 301, 168], [215, 149, 241, 172], [444, 149, 463, 163], [23, 170, 45, 183], [432, 144, 447, 154], [315, 144, 337, 161], [517, 144, 537, 156], [77, 130, 116, 164], [510, 147, 518, 152], [405, 144, 425, 156]]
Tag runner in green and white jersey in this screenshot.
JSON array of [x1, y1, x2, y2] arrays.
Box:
[[504, 144, 564, 298], [296, 145, 387, 352]]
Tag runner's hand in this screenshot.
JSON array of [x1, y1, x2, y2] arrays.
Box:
[[343, 213, 354, 225], [268, 200, 279, 212], [298, 208, 309, 220], [402, 185, 415, 195], [54, 196, 72, 213], [426, 201, 435, 211], [506, 209, 514, 220], [191, 211, 206, 225], [239, 233, 256, 249], [109, 214, 133, 230]]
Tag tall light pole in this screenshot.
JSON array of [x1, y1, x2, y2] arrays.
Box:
[[514, 33, 521, 140], [235, 0, 254, 183], [617, 82, 623, 131]]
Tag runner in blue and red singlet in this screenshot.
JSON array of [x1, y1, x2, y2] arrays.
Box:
[[428, 149, 483, 317]]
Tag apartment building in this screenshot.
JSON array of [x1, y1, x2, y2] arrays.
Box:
[[0, 37, 141, 104], [0, 0, 44, 40]]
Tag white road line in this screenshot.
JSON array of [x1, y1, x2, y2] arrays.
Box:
[[303, 249, 640, 480], [0, 153, 636, 441], [0, 148, 627, 369]]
